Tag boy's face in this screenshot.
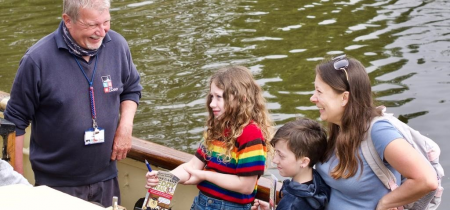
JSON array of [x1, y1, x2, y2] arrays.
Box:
[[272, 140, 306, 178]]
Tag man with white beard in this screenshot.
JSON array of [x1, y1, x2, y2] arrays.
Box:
[[4, 0, 142, 206]]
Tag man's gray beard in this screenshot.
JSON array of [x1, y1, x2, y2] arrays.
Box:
[[86, 38, 103, 50]]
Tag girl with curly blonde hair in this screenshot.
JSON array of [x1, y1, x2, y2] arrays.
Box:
[[146, 66, 273, 210]]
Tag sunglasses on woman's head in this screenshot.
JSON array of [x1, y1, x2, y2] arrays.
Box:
[[333, 54, 349, 82]]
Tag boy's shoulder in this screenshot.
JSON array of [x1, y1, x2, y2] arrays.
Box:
[[312, 169, 329, 189], [278, 179, 318, 210], [278, 172, 329, 210]]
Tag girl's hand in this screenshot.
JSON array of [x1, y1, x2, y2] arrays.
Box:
[[183, 166, 205, 185], [145, 171, 159, 189], [251, 199, 269, 210]]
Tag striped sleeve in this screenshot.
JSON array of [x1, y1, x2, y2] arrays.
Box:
[[235, 124, 267, 176], [195, 143, 208, 164]]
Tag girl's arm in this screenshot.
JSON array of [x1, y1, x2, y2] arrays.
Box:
[[171, 156, 205, 184], [145, 156, 205, 188], [184, 166, 258, 194], [376, 138, 438, 210]]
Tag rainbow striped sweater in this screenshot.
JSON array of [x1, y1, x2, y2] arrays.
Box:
[[194, 123, 267, 204]]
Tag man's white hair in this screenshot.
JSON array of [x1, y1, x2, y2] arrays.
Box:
[[63, 0, 110, 22]]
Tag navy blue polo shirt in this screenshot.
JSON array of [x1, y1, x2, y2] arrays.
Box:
[[5, 21, 142, 186]]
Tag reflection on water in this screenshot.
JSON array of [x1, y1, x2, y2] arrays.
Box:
[[1, 0, 449, 206]]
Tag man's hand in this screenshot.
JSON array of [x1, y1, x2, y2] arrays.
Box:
[[111, 100, 137, 161], [14, 135, 25, 174], [111, 123, 132, 160]]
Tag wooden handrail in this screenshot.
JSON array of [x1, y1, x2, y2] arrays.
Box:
[[1, 91, 16, 168], [0, 90, 279, 201], [0, 91, 9, 112], [129, 137, 280, 200], [129, 137, 192, 170], [0, 118, 16, 167]]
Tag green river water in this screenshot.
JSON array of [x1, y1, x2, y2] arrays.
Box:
[[1, 0, 449, 207]]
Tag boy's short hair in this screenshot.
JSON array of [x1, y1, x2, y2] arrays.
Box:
[[271, 118, 327, 167]]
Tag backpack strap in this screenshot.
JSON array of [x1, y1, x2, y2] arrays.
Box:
[[361, 117, 404, 210], [362, 107, 443, 210], [361, 117, 399, 191]]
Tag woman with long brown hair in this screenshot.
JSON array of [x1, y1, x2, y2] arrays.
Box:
[[310, 55, 437, 209]]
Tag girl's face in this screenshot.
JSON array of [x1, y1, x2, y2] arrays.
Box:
[[310, 74, 347, 126], [209, 82, 225, 118], [272, 140, 305, 178]]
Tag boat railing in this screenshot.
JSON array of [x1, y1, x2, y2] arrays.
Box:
[[0, 90, 279, 205], [0, 118, 15, 166]]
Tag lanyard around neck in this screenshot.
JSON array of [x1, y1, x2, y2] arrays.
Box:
[[74, 54, 98, 87], [74, 55, 99, 128]]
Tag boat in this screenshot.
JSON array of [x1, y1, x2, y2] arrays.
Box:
[[0, 90, 276, 209]]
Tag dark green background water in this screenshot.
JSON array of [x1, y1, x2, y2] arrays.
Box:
[[1, 0, 449, 206]]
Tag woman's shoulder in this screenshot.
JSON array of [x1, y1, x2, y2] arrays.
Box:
[[369, 120, 404, 161], [371, 120, 403, 144]]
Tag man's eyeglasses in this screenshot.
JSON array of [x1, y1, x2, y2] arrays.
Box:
[[76, 19, 111, 30], [333, 54, 349, 82]]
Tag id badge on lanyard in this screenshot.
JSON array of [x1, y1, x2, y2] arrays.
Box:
[[74, 55, 106, 145], [85, 127, 105, 145]]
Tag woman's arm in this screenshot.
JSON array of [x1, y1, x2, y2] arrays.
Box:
[[376, 138, 438, 209]]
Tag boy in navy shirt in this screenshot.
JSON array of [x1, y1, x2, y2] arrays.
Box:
[[252, 118, 330, 210]]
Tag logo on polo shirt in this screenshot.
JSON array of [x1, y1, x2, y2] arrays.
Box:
[[101, 75, 118, 93]]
